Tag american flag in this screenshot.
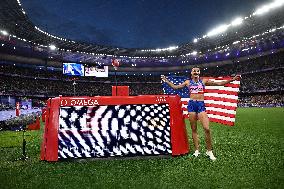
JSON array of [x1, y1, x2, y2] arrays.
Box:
[[162, 76, 241, 126]]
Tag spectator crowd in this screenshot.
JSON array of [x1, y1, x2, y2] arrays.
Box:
[[0, 51, 283, 107]]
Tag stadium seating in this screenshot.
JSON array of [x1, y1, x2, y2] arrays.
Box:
[[0, 51, 283, 108]]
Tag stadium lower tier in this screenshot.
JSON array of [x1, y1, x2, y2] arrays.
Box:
[[0, 68, 283, 97], [41, 95, 189, 161]]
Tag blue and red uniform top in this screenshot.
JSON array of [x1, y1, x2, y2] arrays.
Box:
[[188, 79, 205, 95]]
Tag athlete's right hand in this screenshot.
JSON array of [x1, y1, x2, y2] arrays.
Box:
[[161, 75, 167, 82]]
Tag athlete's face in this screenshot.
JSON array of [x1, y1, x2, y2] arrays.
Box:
[[191, 68, 200, 78]]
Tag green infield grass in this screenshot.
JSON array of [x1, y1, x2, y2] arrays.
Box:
[[0, 107, 283, 189]]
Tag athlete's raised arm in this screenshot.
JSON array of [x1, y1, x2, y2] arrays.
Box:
[[161, 75, 189, 89], [203, 75, 241, 86]]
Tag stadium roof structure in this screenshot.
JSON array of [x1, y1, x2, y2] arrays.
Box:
[[179, 8, 284, 53], [1, 0, 284, 58], [0, 0, 136, 56]]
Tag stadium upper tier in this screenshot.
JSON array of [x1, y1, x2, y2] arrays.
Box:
[[0, 0, 284, 58]]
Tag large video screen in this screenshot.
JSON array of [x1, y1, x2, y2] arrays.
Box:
[[85, 66, 108, 77], [63, 63, 84, 76]]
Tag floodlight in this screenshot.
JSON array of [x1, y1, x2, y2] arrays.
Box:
[[231, 17, 243, 26], [253, 6, 269, 15], [270, 0, 284, 8], [168, 46, 178, 51], [253, 0, 284, 16], [1, 30, 8, 36], [193, 38, 198, 43], [49, 45, 56, 50], [207, 24, 229, 37]]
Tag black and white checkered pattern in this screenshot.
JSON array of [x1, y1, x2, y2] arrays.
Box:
[[58, 104, 171, 159]]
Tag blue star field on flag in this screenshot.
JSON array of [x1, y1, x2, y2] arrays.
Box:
[[162, 76, 189, 98]]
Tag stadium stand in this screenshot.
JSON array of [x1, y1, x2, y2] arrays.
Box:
[[0, 51, 283, 108]]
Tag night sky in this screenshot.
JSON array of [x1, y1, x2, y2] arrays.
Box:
[[21, 0, 268, 49]]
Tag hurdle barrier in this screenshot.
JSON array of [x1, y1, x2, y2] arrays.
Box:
[[16, 102, 20, 116], [41, 95, 189, 161]]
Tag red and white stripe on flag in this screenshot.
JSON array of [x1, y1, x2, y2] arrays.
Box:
[[181, 77, 241, 126]]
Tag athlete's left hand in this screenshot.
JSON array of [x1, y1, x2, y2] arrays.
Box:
[[232, 75, 241, 81]]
